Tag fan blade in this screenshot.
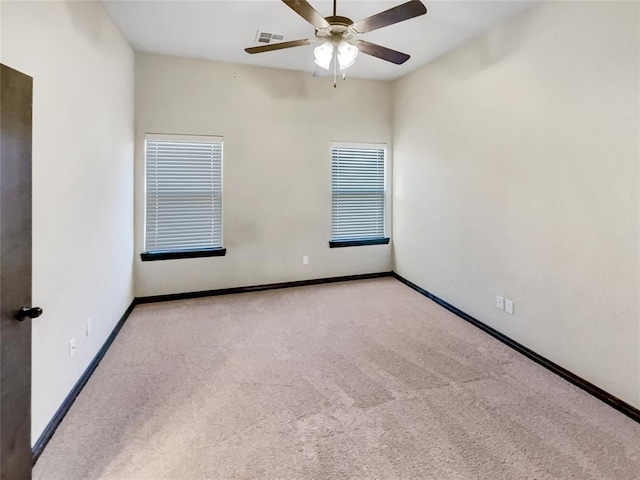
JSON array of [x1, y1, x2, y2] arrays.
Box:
[[357, 40, 410, 65], [282, 0, 330, 29], [245, 39, 312, 54], [351, 0, 427, 34]]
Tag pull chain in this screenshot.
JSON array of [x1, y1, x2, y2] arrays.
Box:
[[333, 48, 338, 88]]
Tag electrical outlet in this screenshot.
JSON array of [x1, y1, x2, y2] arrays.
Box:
[[69, 337, 77, 358], [496, 295, 504, 310], [505, 299, 514, 315], [303, 255, 309, 265], [86, 318, 92, 337]]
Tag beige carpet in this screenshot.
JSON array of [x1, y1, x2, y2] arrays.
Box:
[[35, 278, 640, 479]]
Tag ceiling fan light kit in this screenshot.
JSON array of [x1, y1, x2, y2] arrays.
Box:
[[337, 41, 358, 70], [313, 40, 358, 71], [314, 41, 334, 70], [245, 0, 427, 87]]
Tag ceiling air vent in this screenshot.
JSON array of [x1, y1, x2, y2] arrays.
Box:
[[255, 30, 285, 44]]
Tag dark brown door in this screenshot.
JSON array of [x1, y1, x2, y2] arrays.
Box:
[[1, 64, 37, 479]]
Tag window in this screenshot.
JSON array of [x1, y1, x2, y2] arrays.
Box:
[[330, 143, 390, 248], [142, 134, 225, 261]]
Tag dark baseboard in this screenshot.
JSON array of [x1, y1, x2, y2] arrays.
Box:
[[390, 272, 640, 424], [136, 271, 393, 304], [35, 269, 636, 466], [31, 299, 137, 464]]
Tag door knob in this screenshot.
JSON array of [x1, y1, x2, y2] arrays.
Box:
[[15, 306, 43, 321]]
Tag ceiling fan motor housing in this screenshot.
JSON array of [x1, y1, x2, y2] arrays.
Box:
[[315, 16, 356, 43], [325, 15, 352, 27]]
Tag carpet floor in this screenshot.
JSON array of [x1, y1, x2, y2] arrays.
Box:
[[34, 278, 640, 479]]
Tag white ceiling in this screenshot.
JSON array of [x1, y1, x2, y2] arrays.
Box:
[[102, 0, 538, 81]]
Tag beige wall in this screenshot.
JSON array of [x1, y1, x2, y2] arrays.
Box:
[[135, 53, 393, 297], [1, 1, 135, 441], [393, 1, 640, 408]]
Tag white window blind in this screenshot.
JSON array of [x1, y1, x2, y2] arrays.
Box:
[[145, 135, 223, 253], [331, 144, 386, 241]]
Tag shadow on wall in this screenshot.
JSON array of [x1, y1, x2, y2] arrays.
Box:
[[66, 1, 103, 46], [439, 10, 536, 78], [243, 65, 340, 101]]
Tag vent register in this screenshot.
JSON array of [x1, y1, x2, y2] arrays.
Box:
[[256, 31, 285, 44]]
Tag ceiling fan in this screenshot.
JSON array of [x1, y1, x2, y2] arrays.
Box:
[[245, 0, 427, 85]]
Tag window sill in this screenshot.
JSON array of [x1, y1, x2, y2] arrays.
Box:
[[329, 238, 390, 248], [141, 248, 226, 262]]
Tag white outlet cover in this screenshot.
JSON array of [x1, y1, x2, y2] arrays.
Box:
[[303, 255, 309, 265], [505, 299, 514, 314], [86, 318, 92, 337], [496, 296, 504, 310]]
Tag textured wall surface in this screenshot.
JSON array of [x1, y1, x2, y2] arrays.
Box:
[[134, 53, 393, 296], [393, 1, 640, 407], [1, 0, 135, 441]]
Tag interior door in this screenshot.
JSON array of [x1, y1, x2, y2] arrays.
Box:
[[1, 64, 38, 479]]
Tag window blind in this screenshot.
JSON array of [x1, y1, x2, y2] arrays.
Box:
[[145, 135, 223, 253], [331, 144, 386, 241]]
